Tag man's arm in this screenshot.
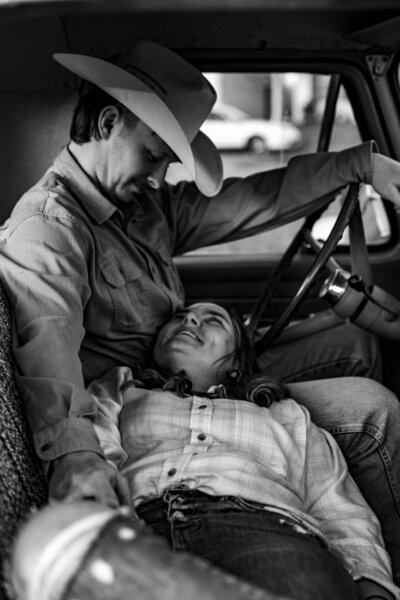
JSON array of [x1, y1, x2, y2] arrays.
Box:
[[0, 203, 129, 507], [168, 141, 400, 255]]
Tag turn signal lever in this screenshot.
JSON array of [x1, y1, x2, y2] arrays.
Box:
[[319, 270, 400, 339]]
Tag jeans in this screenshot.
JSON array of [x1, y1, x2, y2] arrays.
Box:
[[259, 322, 400, 583], [258, 321, 381, 382], [288, 376, 400, 584], [62, 512, 276, 600], [136, 489, 357, 600]]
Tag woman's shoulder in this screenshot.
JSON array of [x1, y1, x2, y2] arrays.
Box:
[[267, 396, 311, 424]]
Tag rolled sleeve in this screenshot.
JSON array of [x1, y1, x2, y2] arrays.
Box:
[[34, 416, 103, 461]]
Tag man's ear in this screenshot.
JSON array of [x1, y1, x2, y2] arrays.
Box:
[[98, 106, 121, 139]]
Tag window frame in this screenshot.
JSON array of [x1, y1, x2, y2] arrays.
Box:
[[174, 54, 399, 265]]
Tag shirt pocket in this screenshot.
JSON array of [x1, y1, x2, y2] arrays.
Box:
[[99, 257, 150, 329]]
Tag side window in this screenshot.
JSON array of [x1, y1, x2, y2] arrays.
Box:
[[166, 72, 391, 256]]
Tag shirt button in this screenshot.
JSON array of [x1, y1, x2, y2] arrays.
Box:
[[40, 442, 53, 452], [198, 404, 207, 410], [167, 468, 177, 477], [197, 433, 206, 441]]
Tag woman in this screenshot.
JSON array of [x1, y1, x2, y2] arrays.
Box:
[[12, 303, 398, 600], [89, 302, 397, 599]]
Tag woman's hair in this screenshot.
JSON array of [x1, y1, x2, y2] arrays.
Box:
[[130, 304, 288, 407], [70, 84, 138, 144]]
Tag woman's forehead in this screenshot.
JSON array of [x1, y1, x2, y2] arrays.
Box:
[[186, 302, 231, 320]]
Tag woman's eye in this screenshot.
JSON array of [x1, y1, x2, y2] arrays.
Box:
[[172, 313, 185, 321], [208, 317, 223, 326]]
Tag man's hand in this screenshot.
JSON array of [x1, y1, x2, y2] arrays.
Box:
[[372, 153, 400, 207], [48, 451, 132, 509]]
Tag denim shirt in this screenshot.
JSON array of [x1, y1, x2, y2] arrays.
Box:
[[0, 142, 375, 466]]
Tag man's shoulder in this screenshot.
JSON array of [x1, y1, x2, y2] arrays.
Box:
[[10, 170, 88, 223]]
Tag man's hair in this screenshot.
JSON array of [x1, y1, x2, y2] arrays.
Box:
[[129, 304, 289, 407], [70, 84, 138, 143]]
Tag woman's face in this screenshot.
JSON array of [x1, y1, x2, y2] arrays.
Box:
[[153, 303, 237, 391]]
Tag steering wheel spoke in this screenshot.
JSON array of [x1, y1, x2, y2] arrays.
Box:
[[246, 183, 364, 355]]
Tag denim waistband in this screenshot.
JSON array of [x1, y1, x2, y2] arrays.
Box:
[[137, 488, 264, 512], [136, 488, 316, 538]]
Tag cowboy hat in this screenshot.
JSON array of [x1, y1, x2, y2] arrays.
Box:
[[53, 39, 223, 197]]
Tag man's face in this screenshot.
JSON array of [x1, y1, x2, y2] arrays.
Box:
[[153, 303, 237, 391], [102, 114, 177, 204]]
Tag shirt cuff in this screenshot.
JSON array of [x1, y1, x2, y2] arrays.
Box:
[[337, 140, 379, 186], [34, 416, 103, 462]]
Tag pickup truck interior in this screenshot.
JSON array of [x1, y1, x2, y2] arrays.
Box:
[[2, 1, 400, 598]]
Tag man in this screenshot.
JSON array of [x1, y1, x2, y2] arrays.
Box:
[[1, 39, 400, 523]]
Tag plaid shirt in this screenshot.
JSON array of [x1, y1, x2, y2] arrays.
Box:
[[89, 366, 398, 598]]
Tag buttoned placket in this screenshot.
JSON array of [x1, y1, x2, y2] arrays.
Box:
[[122, 208, 161, 286], [187, 396, 214, 451], [158, 396, 214, 488]]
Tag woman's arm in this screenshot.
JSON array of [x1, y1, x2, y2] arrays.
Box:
[[87, 366, 134, 469]]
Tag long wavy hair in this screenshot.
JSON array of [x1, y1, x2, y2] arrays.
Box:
[[128, 305, 288, 408]]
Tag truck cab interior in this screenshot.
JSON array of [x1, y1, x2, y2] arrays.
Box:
[[2, 1, 400, 597]]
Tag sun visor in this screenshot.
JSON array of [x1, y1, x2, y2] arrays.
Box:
[[346, 16, 400, 51]]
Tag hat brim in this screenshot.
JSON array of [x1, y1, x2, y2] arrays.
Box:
[[53, 53, 223, 197]]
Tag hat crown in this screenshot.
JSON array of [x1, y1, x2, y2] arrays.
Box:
[[53, 40, 223, 196], [120, 40, 216, 142]]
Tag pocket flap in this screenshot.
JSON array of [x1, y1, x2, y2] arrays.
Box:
[[100, 261, 126, 288], [100, 258, 143, 288]]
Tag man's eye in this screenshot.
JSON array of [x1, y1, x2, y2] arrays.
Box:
[[147, 152, 156, 162]]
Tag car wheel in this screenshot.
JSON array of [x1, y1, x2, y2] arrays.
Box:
[[247, 136, 267, 154]]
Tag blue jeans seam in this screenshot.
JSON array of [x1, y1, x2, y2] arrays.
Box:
[[328, 424, 400, 511], [281, 357, 372, 382], [327, 423, 384, 443]]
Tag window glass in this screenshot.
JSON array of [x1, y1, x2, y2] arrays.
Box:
[[166, 73, 390, 256]]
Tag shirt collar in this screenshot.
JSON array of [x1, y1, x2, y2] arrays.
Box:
[[51, 146, 144, 225]]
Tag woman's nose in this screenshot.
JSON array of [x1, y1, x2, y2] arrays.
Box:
[[183, 311, 201, 327]]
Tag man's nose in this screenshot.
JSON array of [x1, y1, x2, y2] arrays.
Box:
[[146, 162, 168, 190], [183, 312, 202, 327]]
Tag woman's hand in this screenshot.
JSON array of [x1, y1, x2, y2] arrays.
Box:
[[48, 450, 132, 509]]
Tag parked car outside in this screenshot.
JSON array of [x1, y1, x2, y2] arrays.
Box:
[[201, 101, 303, 153]]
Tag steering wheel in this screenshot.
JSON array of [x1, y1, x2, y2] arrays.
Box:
[[245, 183, 370, 354]]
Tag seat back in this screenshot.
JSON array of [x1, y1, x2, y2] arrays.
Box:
[[0, 281, 47, 600]]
